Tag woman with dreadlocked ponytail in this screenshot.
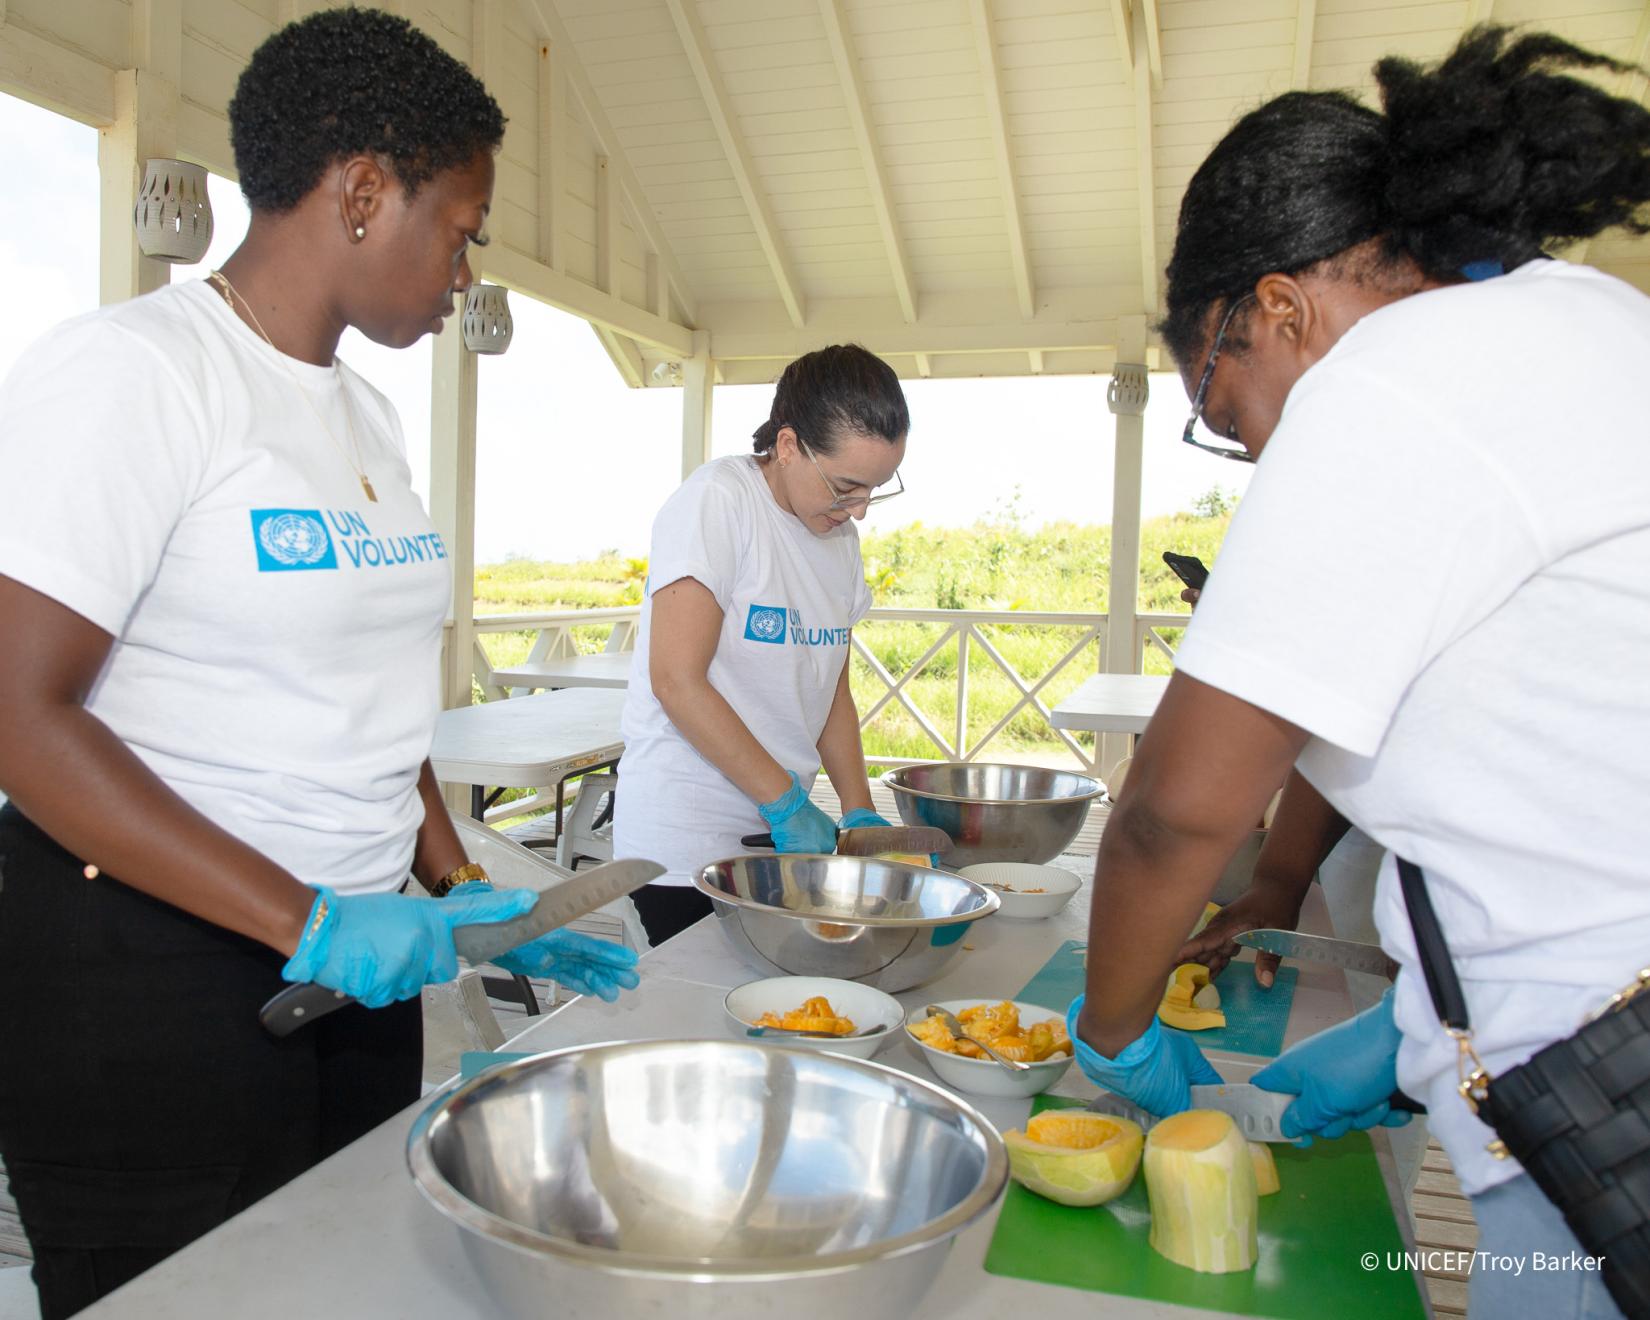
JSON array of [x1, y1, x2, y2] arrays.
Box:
[[1071, 27, 1650, 1318]]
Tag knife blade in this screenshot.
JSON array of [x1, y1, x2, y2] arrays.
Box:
[[1234, 929, 1397, 979], [257, 857, 665, 1037], [1087, 1083, 1427, 1142], [738, 825, 952, 858], [1087, 1084, 1294, 1143]]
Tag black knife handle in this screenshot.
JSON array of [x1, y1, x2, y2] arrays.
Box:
[[259, 982, 353, 1037], [1390, 1090, 1428, 1115], [741, 833, 778, 849]]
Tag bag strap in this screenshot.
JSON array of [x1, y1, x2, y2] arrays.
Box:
[[1396, 856, 1472, 1033]]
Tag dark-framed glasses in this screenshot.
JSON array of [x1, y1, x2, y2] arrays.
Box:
[[1182, 293, 1256, 464], [798, 437, 904, 511]]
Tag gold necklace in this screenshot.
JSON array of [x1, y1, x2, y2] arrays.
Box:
[[207, 270, 378, 502]]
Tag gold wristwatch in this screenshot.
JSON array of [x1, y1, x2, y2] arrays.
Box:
[[431, 861, 490, 897]]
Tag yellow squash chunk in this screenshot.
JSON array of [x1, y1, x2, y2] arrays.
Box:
[[1144, 1109, 1259, 1273], [878, 852, 932, 867], [1187, 902, 1222, 939], [1159, 963, 1227, 1031], [1249, 1141, 1281, 1196], [1002, 1111, 1144, 1207]]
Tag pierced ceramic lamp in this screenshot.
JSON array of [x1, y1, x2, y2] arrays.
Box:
[[133, 158, 213, 263], [461, 284, 513, 354]]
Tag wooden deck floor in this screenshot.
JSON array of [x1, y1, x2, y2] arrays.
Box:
[[0, 779, 1476, 1317]]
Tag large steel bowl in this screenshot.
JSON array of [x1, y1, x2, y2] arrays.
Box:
[[882, 763, 1104, 866], [695, 854, 999, 991], [406, 1039, 1008, 1320]]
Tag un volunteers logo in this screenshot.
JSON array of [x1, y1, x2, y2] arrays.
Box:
[[743, 604, 788, 644], [250, 508, 338, 572]]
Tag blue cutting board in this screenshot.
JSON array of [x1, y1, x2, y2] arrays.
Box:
[[1016, 940, 1299, 1059]]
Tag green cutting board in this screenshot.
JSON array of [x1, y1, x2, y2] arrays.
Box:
[[983, 1097, 1426, 1318], [1016, 939, 1300, 1059]]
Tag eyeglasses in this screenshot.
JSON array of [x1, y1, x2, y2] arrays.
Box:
[[797, 436, 905, 511], [1181, 293, 1256, 464]]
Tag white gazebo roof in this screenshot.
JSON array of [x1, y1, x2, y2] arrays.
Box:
[[6, 0, 1647, 386]]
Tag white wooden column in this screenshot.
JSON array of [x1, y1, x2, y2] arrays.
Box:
[[1102, 314, 1150, 775], [680, 331, 714, 480], [430, 324, 480, 722], [98, 63, 179, 303]]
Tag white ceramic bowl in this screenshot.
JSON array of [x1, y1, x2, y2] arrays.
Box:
[[956, 863, 1082, 920], [904, 998, 1075, 1098], [723, 975, 905, 1059]]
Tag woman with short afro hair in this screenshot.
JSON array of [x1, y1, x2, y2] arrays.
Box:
[[1068, 26, 1650, 1318], [0, 10, 637, 1316]]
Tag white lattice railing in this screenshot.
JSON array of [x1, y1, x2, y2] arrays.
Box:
[[1135, 610, 1193, 669], [473, 605, 1127, 765]]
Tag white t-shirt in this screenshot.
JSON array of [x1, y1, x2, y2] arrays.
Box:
[[1174, 260, 1650, 1195], [615, 455, 873, 884], [0, 279, 451, 895]]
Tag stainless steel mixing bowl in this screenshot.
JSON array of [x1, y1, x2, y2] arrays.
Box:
[[882, 762, 1103, 866], [406, 1039, 1009, 1320], [694, 854, 999, 991]]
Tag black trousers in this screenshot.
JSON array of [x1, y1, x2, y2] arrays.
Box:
[[0, 806, 422, 1320], [629, 881, 714, 947]]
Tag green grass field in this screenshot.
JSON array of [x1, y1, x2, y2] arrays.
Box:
[[474, 495, 1234, 767]]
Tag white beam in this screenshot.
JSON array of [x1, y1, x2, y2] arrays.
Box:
[[645, 251, 667, 320], [470, 0, 503, 85], [712, 317, 1121, 360], [133, 0, 181, 86], [1463, 0, 1494, 30], [663, 0, 805, 328], [681, 332, 714, 479], [479, 242, 694, 355], [595, 154, 615, 297], [1139, 0, 1162, 89], [1028, 349, 1044, 374], [1102, 315, 1149, 771], [1131, 0, 1158, 317], [536, 39, 564, 271], [0, 22, 115, 126], [1108, 0, 1132, 70], [818, 0, 915, 323], [1291, 0, 1316, 90], [430, 310, 479, 725], [914, 352, 932, 378], [968, 0, 1034, 319], [519, 0, 697, 323], [99, 69, 177, 304]]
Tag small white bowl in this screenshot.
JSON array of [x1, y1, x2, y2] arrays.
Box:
[[956, 863, 1082, 919], [723, 976, 904, 1059], [905, 998, 1074, 1098]]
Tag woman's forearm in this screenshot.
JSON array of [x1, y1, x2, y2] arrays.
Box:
[[1251, 769, 1352, 898], [817, 657, 873, 814], [656, 677, 791, 805], [0, 703, 313, 955], [412, 759, 469, 891]]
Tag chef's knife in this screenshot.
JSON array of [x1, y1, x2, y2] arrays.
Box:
[[738, 825, 952, 858], [1234, 929, 1398, 980], [258, 857, 665, 1037], [1087, 1082, 1427, 1141]]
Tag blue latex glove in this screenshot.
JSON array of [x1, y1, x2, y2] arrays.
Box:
[[281, 884, 536, 1009], [838, 807, 892, 830], [758, 770, 838, 853], [1251, 987, 1412, 1144], [1067, 994, 1223, 1116], [457, 882, 641, 1003]]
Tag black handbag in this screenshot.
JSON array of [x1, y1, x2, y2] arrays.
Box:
[[1398, 856, 1650, 1318]]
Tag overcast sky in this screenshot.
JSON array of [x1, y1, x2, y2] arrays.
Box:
[[1, 92, 1248, 563]]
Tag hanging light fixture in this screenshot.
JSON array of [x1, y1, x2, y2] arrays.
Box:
[[133, 158, 213, 263], [461, 284, 513, 354]]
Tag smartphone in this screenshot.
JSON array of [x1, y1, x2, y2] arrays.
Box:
[[1162, 551, 1209, 591]]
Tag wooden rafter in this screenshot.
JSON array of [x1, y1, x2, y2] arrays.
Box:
[[1292, 0, 1317, 90], [1463, 0, 1495, 30], [968, 0, 1034, 319], [593, 152, 646, 387], [818, 0, 915, 323], [536, 40, 564, 271], [662, 0, 805, 328], [519, 0, 697, 324], [1127, 0, 1159, 316]]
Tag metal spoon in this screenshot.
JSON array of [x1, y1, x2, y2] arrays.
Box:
[[921, 1005, 1032, 1073], [745, 1021, 879, 1040]]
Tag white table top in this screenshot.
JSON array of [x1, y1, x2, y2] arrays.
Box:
[[429, 688, 626, 789], [1050, 672, 1170, 734], [85, 881, 1415, 1320], [492, 652, 633, 691]]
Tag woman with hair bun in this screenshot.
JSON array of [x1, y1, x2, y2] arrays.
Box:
[[1068, 27, 1650, 1315], [615, 344, 907, 945]]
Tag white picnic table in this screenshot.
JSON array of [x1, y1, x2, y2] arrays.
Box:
[[430, 687, 626, 823], [1050, 672, 1169, 736], [491, 651, 633, 693], [82, 881, 1423, 1319]]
